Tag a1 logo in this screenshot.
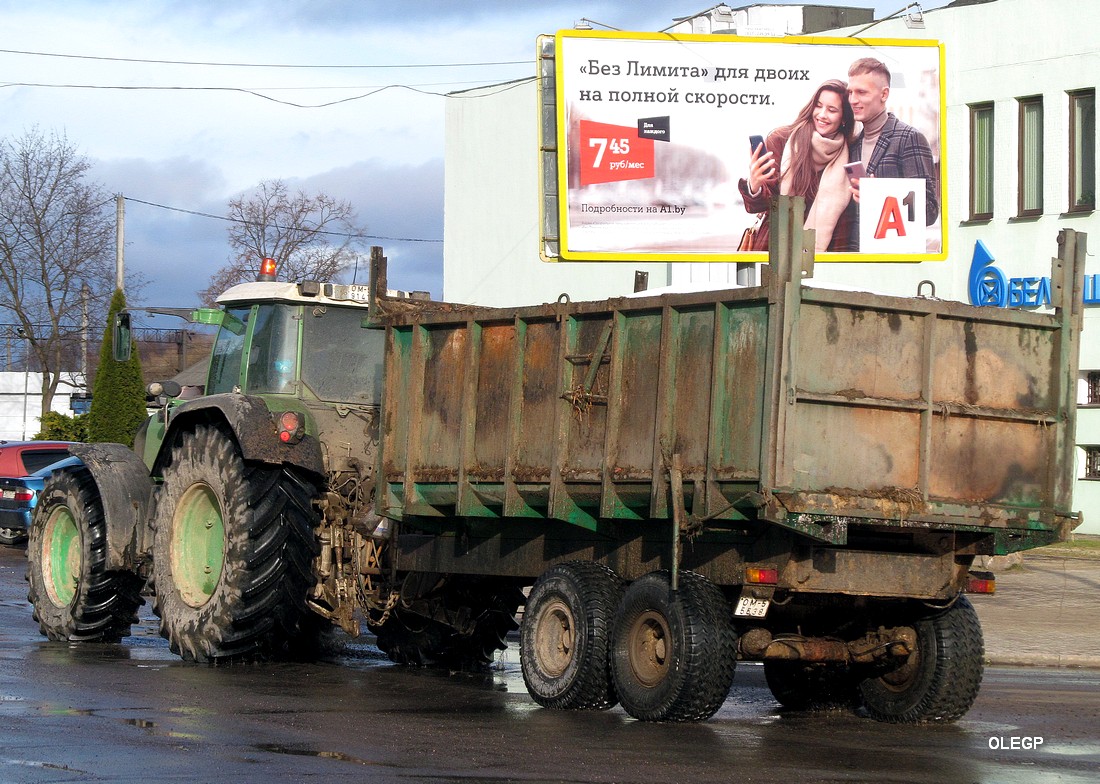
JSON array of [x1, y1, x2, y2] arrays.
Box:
[[858, 177, 927, 254]]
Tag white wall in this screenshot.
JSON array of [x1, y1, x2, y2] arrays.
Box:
[[443, 81, 671, 306], [0, 372, 82, 441]]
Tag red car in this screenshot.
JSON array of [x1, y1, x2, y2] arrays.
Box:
[[0, 441, 76, 545]]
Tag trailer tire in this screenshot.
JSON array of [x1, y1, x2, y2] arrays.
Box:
[[26, 467, 144, 642], [858, 596, 984, 723], [1, 527, 26, 546], [611, 571, 736, 722], [764, 661, 858, 711], [375, 579, 524, 668], [151, 424, 320, 662], [521, 561, 623, 710]]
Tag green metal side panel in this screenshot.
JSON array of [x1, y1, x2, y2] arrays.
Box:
[[376, 201, 1083, 549]]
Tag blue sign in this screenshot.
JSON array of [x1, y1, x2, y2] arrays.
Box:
[[968, 240, 1100, 308]]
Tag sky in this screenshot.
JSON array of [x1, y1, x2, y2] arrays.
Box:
[[0, 0, 951, 330]]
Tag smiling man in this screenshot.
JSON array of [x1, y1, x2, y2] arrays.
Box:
[[846, 57, 939, 230]]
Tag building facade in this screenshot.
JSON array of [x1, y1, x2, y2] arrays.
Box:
[[442, 0, 1099, 532]]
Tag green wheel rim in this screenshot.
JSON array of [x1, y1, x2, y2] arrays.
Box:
[[43, 506, 81, 607], [172, 483, 226, 607]]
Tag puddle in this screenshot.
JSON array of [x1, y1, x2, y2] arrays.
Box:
[[255, 743, 378, 766]]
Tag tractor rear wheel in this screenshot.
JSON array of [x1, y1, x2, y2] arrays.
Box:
[[151, 424, 320, 662]]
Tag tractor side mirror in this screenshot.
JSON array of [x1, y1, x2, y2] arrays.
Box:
[[113, 311, 132, 362]]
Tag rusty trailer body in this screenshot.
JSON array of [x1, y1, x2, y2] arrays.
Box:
[[377, 199, 1083, 606]]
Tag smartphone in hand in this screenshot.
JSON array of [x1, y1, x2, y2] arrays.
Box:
[[843, 160, 867, 179], [749, 135, 765, 154]]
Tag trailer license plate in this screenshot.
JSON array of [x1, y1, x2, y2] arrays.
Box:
[[734, 597, 770, 618]]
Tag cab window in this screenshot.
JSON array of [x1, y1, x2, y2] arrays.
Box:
[[206, 306, 252, 394], [246, 304, 301, 395], [301, 306, 384, 404]]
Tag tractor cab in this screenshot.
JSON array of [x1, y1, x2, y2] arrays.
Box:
[[209, 277, 382, 407], [124, 258, 401, 474]]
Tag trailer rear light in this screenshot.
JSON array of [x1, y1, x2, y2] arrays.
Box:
[[745, 566, 778, 585], [276, 411, 304, 444], [257, 257, 278, 282], [966, 573, 996, 594]]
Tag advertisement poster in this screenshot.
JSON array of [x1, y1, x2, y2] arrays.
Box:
[[551, 31, 946, 262]]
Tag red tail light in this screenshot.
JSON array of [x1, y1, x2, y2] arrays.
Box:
[[277, 410, 304, 445], [15, 489, 34, 502], [966, 573, 996, 594], [745, 566, 778, 585]]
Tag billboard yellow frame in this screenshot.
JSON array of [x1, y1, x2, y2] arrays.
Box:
[[539, 30, 947, 263]]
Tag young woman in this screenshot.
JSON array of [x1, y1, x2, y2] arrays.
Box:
[[739, 79, 857, 253]]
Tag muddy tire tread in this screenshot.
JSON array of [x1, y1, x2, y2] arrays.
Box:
[[521, 561, 624, 710], [151, 424, 320, 662], [859, 595, 984, 724], [26, 466, 144, 643]]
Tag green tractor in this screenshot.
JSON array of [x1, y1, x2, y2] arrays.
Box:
[[25, 253, 523, 665]]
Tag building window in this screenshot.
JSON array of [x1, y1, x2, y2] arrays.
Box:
[[969, 103, 994, 220], [1069, 89, 1095, 212], [1018, 96, 1043, 216], [1089, 371, 1100, 405], [1087, 447, 1100, 480]]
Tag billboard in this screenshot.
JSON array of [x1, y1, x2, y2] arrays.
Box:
[[540, 31, 946, 262]]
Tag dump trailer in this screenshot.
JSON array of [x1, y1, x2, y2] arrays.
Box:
[[25, 198, 1083, 724]]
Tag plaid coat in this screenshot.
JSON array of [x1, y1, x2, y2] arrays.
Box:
[[852, 113, 939, 226]]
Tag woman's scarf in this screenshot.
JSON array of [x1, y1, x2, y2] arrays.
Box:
[[779, 130, 850, 251]]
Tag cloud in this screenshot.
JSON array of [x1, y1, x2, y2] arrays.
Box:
[[88, 152, 447, 325], [296, 158, 445, 295]]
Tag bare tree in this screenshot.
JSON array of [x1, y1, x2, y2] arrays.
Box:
[[0, 128, 117, 416], [200, 179, 364, 305]]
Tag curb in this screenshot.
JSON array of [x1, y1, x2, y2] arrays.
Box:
[[986, 654, 1100, 669]]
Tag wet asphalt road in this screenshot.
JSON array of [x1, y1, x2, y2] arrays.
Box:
[[1, 544, 1098, 784]]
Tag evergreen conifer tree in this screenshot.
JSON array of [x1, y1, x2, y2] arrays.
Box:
[[86, 289, 147, 446]]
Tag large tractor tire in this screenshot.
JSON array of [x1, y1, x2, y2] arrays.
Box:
[[151, 424, 321, 662], [374, 577, 525, 669], [26, 467, 144, 642], [610, 571, 737, 722], [858, 595, 984, 723], [521, 561, 623, 710]]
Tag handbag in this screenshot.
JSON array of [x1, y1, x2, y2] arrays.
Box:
[[738, 213, 764, 252]]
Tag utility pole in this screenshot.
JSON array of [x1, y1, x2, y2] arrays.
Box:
[[81, 282, 90, 387], [116, 193, 125, 293]]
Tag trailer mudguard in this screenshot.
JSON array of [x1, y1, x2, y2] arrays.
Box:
[[67, 442, 155, 571]]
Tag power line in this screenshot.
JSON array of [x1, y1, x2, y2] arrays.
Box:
[[123, 196, 443, 244], [0, 76, 537, 109], [0, 46, 531, 70]]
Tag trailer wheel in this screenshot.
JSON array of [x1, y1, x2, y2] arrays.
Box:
[[26, 467, 144, 642], [610, 571, 737, 722], [151, 424, 320, 662], [764, 661, 858, 711], [1, 526, 27, 546], [374, 579, 524, 668], [858, 596, 984, 723], [521, 561, 623, 710]]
